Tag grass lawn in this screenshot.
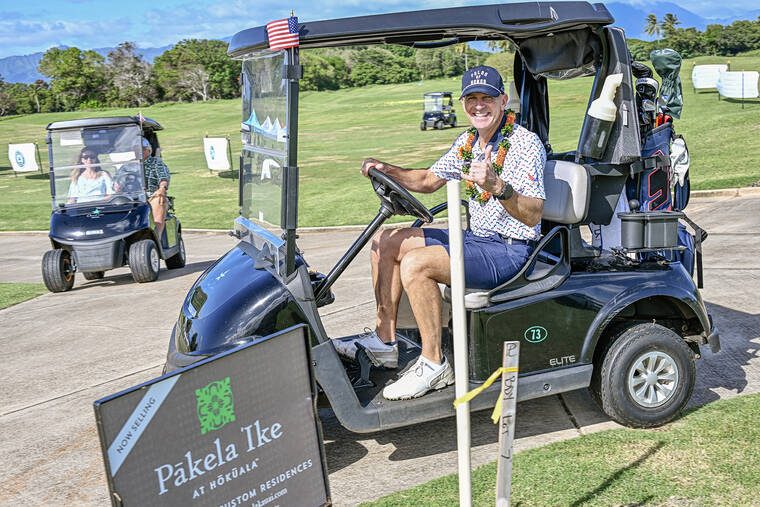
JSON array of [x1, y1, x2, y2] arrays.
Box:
[[1, 53, 758, 231], [364, 393, 760, 506], [0, 282, 47, 309]]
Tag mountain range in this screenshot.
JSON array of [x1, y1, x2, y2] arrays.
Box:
[[2, 2, 758, 85]]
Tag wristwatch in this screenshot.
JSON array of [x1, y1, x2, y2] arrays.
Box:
[[495, 180, 514, 201]]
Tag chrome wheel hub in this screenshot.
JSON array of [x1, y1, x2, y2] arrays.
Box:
[[628, 351, 679, 408]]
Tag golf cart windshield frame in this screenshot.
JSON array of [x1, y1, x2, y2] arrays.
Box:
[[47, 124, 147, 209]]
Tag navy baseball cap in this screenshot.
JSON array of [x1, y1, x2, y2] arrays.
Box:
[[460, 65, 505, 98]]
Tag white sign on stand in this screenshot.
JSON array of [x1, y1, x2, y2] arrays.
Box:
[[496, 341, 520, 507], [8, 143, 41, 173], [203, 136, 235, 178]]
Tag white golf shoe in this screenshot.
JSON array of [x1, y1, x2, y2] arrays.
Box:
[[332, 329, 398, 368], [382, 355, 454, 400]]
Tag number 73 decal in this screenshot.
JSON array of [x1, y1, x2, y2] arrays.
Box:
[[524, 326, 548, 343]]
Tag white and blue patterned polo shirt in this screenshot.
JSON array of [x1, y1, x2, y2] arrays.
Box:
[[429, 123, 546, 240]]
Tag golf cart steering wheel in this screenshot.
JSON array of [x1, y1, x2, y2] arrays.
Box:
[[115, 171, 142, 194], [368, 168, 433, 223]]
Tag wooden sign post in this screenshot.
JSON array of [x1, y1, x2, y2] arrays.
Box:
[[495, 341, 520, 507]]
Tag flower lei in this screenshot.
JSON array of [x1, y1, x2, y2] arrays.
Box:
[[459, 109, 517, 205]]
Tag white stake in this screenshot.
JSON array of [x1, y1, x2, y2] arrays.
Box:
[[496, 341, 520, 507], [447, 180, 471, 507]]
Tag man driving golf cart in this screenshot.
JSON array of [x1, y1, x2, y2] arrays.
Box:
[[334, 66, 547, 400], [165, 2, 719, 432]]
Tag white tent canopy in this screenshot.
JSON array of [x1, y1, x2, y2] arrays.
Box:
[[7, 143, 41, 173], [717, 71, 759, 100], [691, 64, 728, 90]]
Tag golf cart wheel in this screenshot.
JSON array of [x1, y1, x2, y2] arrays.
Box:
[[128, 239, 160, 283], [41, 249, 75, 293], [435, 120, 444, 130], [590, 323, 695, 428], [83, 271, 104, 281], [452, 118, 457, 127], [420, 121, 426, 131], [165, 235, 186, 269]]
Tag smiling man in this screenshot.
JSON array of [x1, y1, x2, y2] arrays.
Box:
[[333, 65, 546, 400]]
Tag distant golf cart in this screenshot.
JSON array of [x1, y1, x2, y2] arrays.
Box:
[[420, 91, 457, 130], [42, 116, 185, 292], [164, 3, 719, 431]]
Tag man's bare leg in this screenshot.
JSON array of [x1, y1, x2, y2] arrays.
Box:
[[370, 228, 426, 342], [399, 245, 451, 363], [150, 196, 167, 243]]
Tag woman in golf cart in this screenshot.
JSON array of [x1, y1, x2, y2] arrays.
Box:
[[67, 147, 114, 203], [334, 66, 546, 400]]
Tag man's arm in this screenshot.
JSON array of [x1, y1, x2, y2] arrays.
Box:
[[494, 179, 544, 227], [360, 158, 445, 194], [462, 144, 544, 227]]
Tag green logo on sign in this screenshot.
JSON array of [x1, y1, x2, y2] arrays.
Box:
[[195, 377, 235, 435], [524, 326, 548, 343]]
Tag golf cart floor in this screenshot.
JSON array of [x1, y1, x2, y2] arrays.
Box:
[[339, 333, 459, 407]]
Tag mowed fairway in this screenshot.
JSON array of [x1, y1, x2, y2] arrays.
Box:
[[1, 52, 759, 231]]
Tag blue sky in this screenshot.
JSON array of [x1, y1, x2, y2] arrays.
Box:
[[0, 0, 757, 58]]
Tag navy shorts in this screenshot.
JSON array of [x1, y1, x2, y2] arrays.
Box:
[[422, 228, 533, 289]]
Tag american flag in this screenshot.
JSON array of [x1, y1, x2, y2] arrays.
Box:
[[266, 16, 299, 50]]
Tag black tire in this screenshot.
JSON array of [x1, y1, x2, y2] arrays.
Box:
[[435, 120, 444, 130], [590, 323, 695, 428], [82, 271, 104, 281], [165, 235, 186, 269], [41, 249, 75, 293], [128, 239, 160, 283], [452, 118, 457, 128], [420, 122, 426, 131]]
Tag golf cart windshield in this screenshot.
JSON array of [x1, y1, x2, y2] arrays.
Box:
[[424, 94, 450, 113], [237, 49, 289, 272], [49, 125, 146, 209]]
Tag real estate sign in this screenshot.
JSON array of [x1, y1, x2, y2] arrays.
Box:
[[93, 325, 329, 506]]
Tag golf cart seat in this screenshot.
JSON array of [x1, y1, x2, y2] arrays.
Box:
[[440, 160, 589, 309]]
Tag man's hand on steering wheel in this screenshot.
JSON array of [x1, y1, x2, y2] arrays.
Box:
[[361, 158, 388, 178]]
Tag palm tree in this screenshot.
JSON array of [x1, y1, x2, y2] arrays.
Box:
[[455, 43, 469, 70], [644, 14, 661, 46], [660, 13, 681, 38], [486, 40, 515, 53]]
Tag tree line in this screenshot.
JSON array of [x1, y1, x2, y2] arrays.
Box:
[[0, 41, 491, 117], [629, 14, 760, 60], [0, 40, 239, 116]]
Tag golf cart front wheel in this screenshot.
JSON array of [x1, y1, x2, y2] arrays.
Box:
[[83, 271, 104, 281], [590, 323, 695, 428], [435, 120, 444, 130], [129, 239, 160, 283], [41, 249, 75, 292], [165, 235, 186, 269]]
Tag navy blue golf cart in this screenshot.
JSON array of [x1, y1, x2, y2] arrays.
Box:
[[42, 116, 185, 292], [421, 92, 458, 130], [164, 2, 720, 431]]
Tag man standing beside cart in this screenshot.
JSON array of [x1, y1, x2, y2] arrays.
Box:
[[333, 66, 546, 400]]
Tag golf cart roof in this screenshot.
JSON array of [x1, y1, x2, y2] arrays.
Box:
[[424, 92, 453, 96], [46, 116, 163, 132], [228, 2, 613, 56]]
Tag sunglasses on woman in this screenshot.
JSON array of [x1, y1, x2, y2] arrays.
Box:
[[81, 154, 97, 160]]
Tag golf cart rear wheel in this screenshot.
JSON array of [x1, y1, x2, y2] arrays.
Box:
[[420, 121, 426, 131], [165, 235, 186, 269], [41, 249, 75, 293], [435, 120, 444, 129], [129, 239, 160, 283], [82, 271, 104, 281], [590, 323, 695, 428], [452, 118, 457, 127]]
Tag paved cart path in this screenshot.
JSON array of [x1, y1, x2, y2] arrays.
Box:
[[0, 195, 758, 505]]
